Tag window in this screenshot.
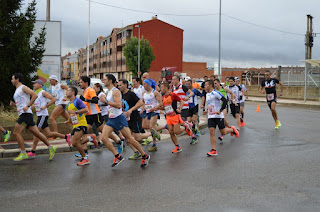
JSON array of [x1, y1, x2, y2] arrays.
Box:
[[117, 46, 122, 52], [122, 58, 126, 66], [117, 33, 122, 40]]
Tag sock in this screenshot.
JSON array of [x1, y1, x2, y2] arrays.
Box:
[[48, 145, 52, 149], [212, 149, 216, 151], [135, 151, 140, 155], [3, 130, 7, 135], [152, 143, 157, 147], [176, 145, 180, 147], [31, 150, 35, 153], [88, 136, 93, 142], [64, 135, 67, 139], [121, 138, 125, 142], [83, 156, 88, 160], [241, 113, 244, 119], [165, 125, 168, 130], [21, 150, 26, 154], [84, 149, 88, 154], [115, 154, 119, 158]]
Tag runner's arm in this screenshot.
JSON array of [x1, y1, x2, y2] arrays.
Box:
[[99, 93, 106, 104], [130, 100, 144, 112], [259, 86, 265, 94], [225, 87, 235, 103], [278, 81, 284, 96], [220, 96, 228, 112], [42, 91, 56, 108], [106, 89, 122, 109], [60, 84, 69, 90], [22, 86, 37, 107], [154, 90, 163, 108]]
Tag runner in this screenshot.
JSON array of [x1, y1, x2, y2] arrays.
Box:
[[27, 80, 71, 158], [48, 75, 69, 134], [142, 72, 160, 91], [65, 87, 90, 166], [186, 79, 204, 138], [101, 74, 150, 168], [214, 79, 235, 141], [200, 76, 208, 112], [10, 73, 57, 161], [118, 79, 156, 160], [227, 77, 242, 131], [201, 80, 239, 156], [259, 70, 284, 129], [0, 126, 11, 142], [141, 79, 162, 152], [153, 82, 194, 153], [171, 75, 197, 144], [235, 77, 248, 127]]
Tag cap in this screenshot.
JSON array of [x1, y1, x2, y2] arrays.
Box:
[[32, 79, 44, 86], [235, 77, 240, 80], [143, 79, 152, 87], [49, 75, 58, 81]]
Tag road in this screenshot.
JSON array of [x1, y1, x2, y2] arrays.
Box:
[[1, 103, 320, 211]]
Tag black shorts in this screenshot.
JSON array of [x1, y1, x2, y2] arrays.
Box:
[[58, 104, 67, 111], [17, 113, 35, 129], [230, 104, 240, 118], [128, 115, 145, 134], [36, 116, 49, 130], [180, 108, 189, 121], [86, 113, 103, 127], [102, 114, 109, 123], [188, 105, 199, 117], [71, 126, 88, 136], [267, 94, 277, 109], [208, 118, 225, 129]]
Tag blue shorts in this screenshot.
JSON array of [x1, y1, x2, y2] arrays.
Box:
[[106, 114, 128, 132], [140, 111, 159, 120]]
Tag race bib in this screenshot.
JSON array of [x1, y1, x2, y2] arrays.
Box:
[[70, 114, 79, 125], [34, 102, 41, 113], [208, 105, 215, 115], [164, 105, 174, 115], [145, 104, 153, 113], [267, 93, 274, 101], [109, 107, 116, 118]]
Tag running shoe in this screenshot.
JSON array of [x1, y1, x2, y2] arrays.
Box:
[[128, 152, 142, 160], [196, 130, 201, 136], [184, 122, 193, 136], [190, 137, 198, 145], [3, 130, 11, 142], [207, 149, 218, 156], [141, 155, 150, 168], [172, 146, 182, 153], [148, 145, 158, 152], [142, 138, 152, 146], [150, 129, 161, 140], [218, 135, 224, 141], [13, 152, 28, 161], [66, 134, 71, 146], [112, 155, 124, 167], [230, 126, 239, 138], [75, 152, 89, 158], [275, 120, 282, 130], [27, 151, 36, 158], [49, 146, 57, 160], [156, 123, 163, 134], [77, 158, 90, 166], [117, 140, 124, 154], [240, 121, 246, 127], [90, 135, 97, 147]]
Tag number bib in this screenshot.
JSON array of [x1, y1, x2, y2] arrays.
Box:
[[34, 102, 41, 113], [145, 104, 153, 113], [267, 93, 275, 101], [208, 105, 215, 115], [109, 107, 116, 118], [164, 105, 174, 115], [70, 114, 79, 125]]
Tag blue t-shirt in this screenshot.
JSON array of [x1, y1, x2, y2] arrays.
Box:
[[188, 88, 203, 108]]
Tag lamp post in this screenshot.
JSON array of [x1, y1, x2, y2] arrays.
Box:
[[86, 0, 91, 77], [135, 25, 141, 78], [218, 0, 222, 80]]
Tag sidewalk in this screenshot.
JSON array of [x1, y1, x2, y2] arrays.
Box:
[[0, 114, 208, 158]]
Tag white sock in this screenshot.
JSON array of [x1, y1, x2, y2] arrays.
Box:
[[88, 136, 93, 142]]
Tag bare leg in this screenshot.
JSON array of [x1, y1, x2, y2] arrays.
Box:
[[28, 126, 50, 146], [120, 127, 146, 156], [270, 102, 278, 122], [209, 127, 216, 150], [13, 123, 26, 151], [43, 127, 65, 139], [133, 132, 152, 141], [50, 105, 64, 132], [149, 116, 158, 145], [235, 114, 241, 129], [167, 125, 178, 145], [72, 131, 86, 157], [101, 125, 118, 155]]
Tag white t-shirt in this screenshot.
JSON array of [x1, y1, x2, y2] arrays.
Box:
[[239, 84, 247, 103], [206, 90, 224, 119], [133, 85, 145, 112]]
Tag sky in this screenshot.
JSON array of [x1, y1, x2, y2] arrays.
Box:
[[23, 0, 320, 68]]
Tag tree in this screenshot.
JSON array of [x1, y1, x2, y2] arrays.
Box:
[[0, 0, 46, 106], [123, 36, 155, 78]]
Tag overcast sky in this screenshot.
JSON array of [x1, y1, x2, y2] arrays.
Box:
[[24, 0, 320, 68]]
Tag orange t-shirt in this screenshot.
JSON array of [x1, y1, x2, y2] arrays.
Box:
[[192, 82, 200, 90], [84, 87, 100, 115]]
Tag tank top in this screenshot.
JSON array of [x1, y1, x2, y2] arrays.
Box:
[[173, 85, 189, 109], [133, 85, 145, 112], [143, 89, 158, 114], [98, 92, 108, 116], [51, 83, 65, 105], [13, 85, 32, 115], [107, 87, 123, 118], [34, 89, 49, 116]]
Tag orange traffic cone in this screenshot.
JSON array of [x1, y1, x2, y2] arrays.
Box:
[[256, 105, 261, 112]]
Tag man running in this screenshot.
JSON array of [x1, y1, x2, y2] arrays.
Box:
[[65, 87, 90, 166], [186, 79, 204, 138], [101, 74, 150, 168], [10, 73, 57, 161], [49, 75, 69, 134], [27, 80, 71, 158], [141, 79, 162, 152], [118, 79, 157, 159], [259, 70, 284, 129], [227, 77, 242, 131], [235, 77, 248, 127], [154, 82, 194, 153], [201, 80, 239, 156], [0, 126, 11, 142]]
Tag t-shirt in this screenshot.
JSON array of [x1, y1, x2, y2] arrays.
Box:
[[192, 82, 200, 90], [239, 84, 247, 103], [228, 85, 242, 104], [188, 88, 203, 108], [67, 98, 88, 128], [162, 92, 181, 116], [206, 90, 224, 119], [83, 87, 100, 115], [201, 81, 207, 98], [261, 78, 279, 94], [122, 91, 140, 120]]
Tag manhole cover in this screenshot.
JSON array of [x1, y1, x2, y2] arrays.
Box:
[[0, 143, 30, 150]]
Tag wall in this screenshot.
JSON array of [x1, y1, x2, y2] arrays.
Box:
[[182, 62, 214, 79]]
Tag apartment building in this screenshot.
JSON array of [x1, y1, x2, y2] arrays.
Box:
[[61, 52, 80, 81], [78, 16, 183, 81]]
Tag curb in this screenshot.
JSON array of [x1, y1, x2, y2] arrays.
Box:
[[246, 99, 320, 110]]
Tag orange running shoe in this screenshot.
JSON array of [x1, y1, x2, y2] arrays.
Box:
[[77, 158, 90, 166], [207, 149, 218, 156], [184, 123, 192, 136], [240, 121, 246, 127], [230, 126, 239, 138], [90, 135, 97, 147], [172, 146, 182, 154]]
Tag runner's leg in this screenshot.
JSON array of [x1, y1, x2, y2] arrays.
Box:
[[50, 105, 64, 132], [13, 123, 26, 150]]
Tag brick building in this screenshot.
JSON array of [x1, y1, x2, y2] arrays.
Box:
[[78, 17, 183, 80], [182, 62, 215, 79]]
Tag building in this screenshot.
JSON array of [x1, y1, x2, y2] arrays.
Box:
[[61, 52, 80, 81], [78, 16, 183, 81], [182, 62, 214, 79]]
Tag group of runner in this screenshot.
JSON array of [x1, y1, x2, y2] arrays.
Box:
[[1, 70, 283, 166]]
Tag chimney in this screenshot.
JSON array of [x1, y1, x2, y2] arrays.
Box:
[[152, 15, 158, 20]]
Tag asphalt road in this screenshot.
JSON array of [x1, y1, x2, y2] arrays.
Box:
[[1, 103, 320, 211]]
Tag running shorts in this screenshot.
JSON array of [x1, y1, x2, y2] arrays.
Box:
[[188, 105, 199, 117], [208, 118, 225, 129], [267, 93, 277, 109], [36, 116, 49, 130], [17, 113, 35, 129], [106, 114, 128, 132], [230, 104, 240, 118], [166, 114, 184, 125], [71, 126, 88, 136], [86, 113, 103, 127], [180, 108, 189, 121], [128, 115, 145, 134], [140, 111, 159, 120]]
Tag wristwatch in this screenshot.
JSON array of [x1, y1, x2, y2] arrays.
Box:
[[75, 111, 78, 114]]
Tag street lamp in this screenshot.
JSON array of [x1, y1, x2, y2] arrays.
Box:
[[218, 0, 222, 80], [135, 25, 141, 78], [86, 0, 91, 77]]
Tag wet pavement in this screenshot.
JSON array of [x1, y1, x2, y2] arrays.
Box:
[[1, 103, 320, 211]]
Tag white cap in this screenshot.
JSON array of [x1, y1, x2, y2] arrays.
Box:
[[49, 75, 58, 81], [235, 77, 240, 80]]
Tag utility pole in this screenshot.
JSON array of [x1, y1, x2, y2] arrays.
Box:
[[46, 0, 50, 21], [304, 15, 314, 102], [218, 0, 222, 80], [86, 0, 91, 77]]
